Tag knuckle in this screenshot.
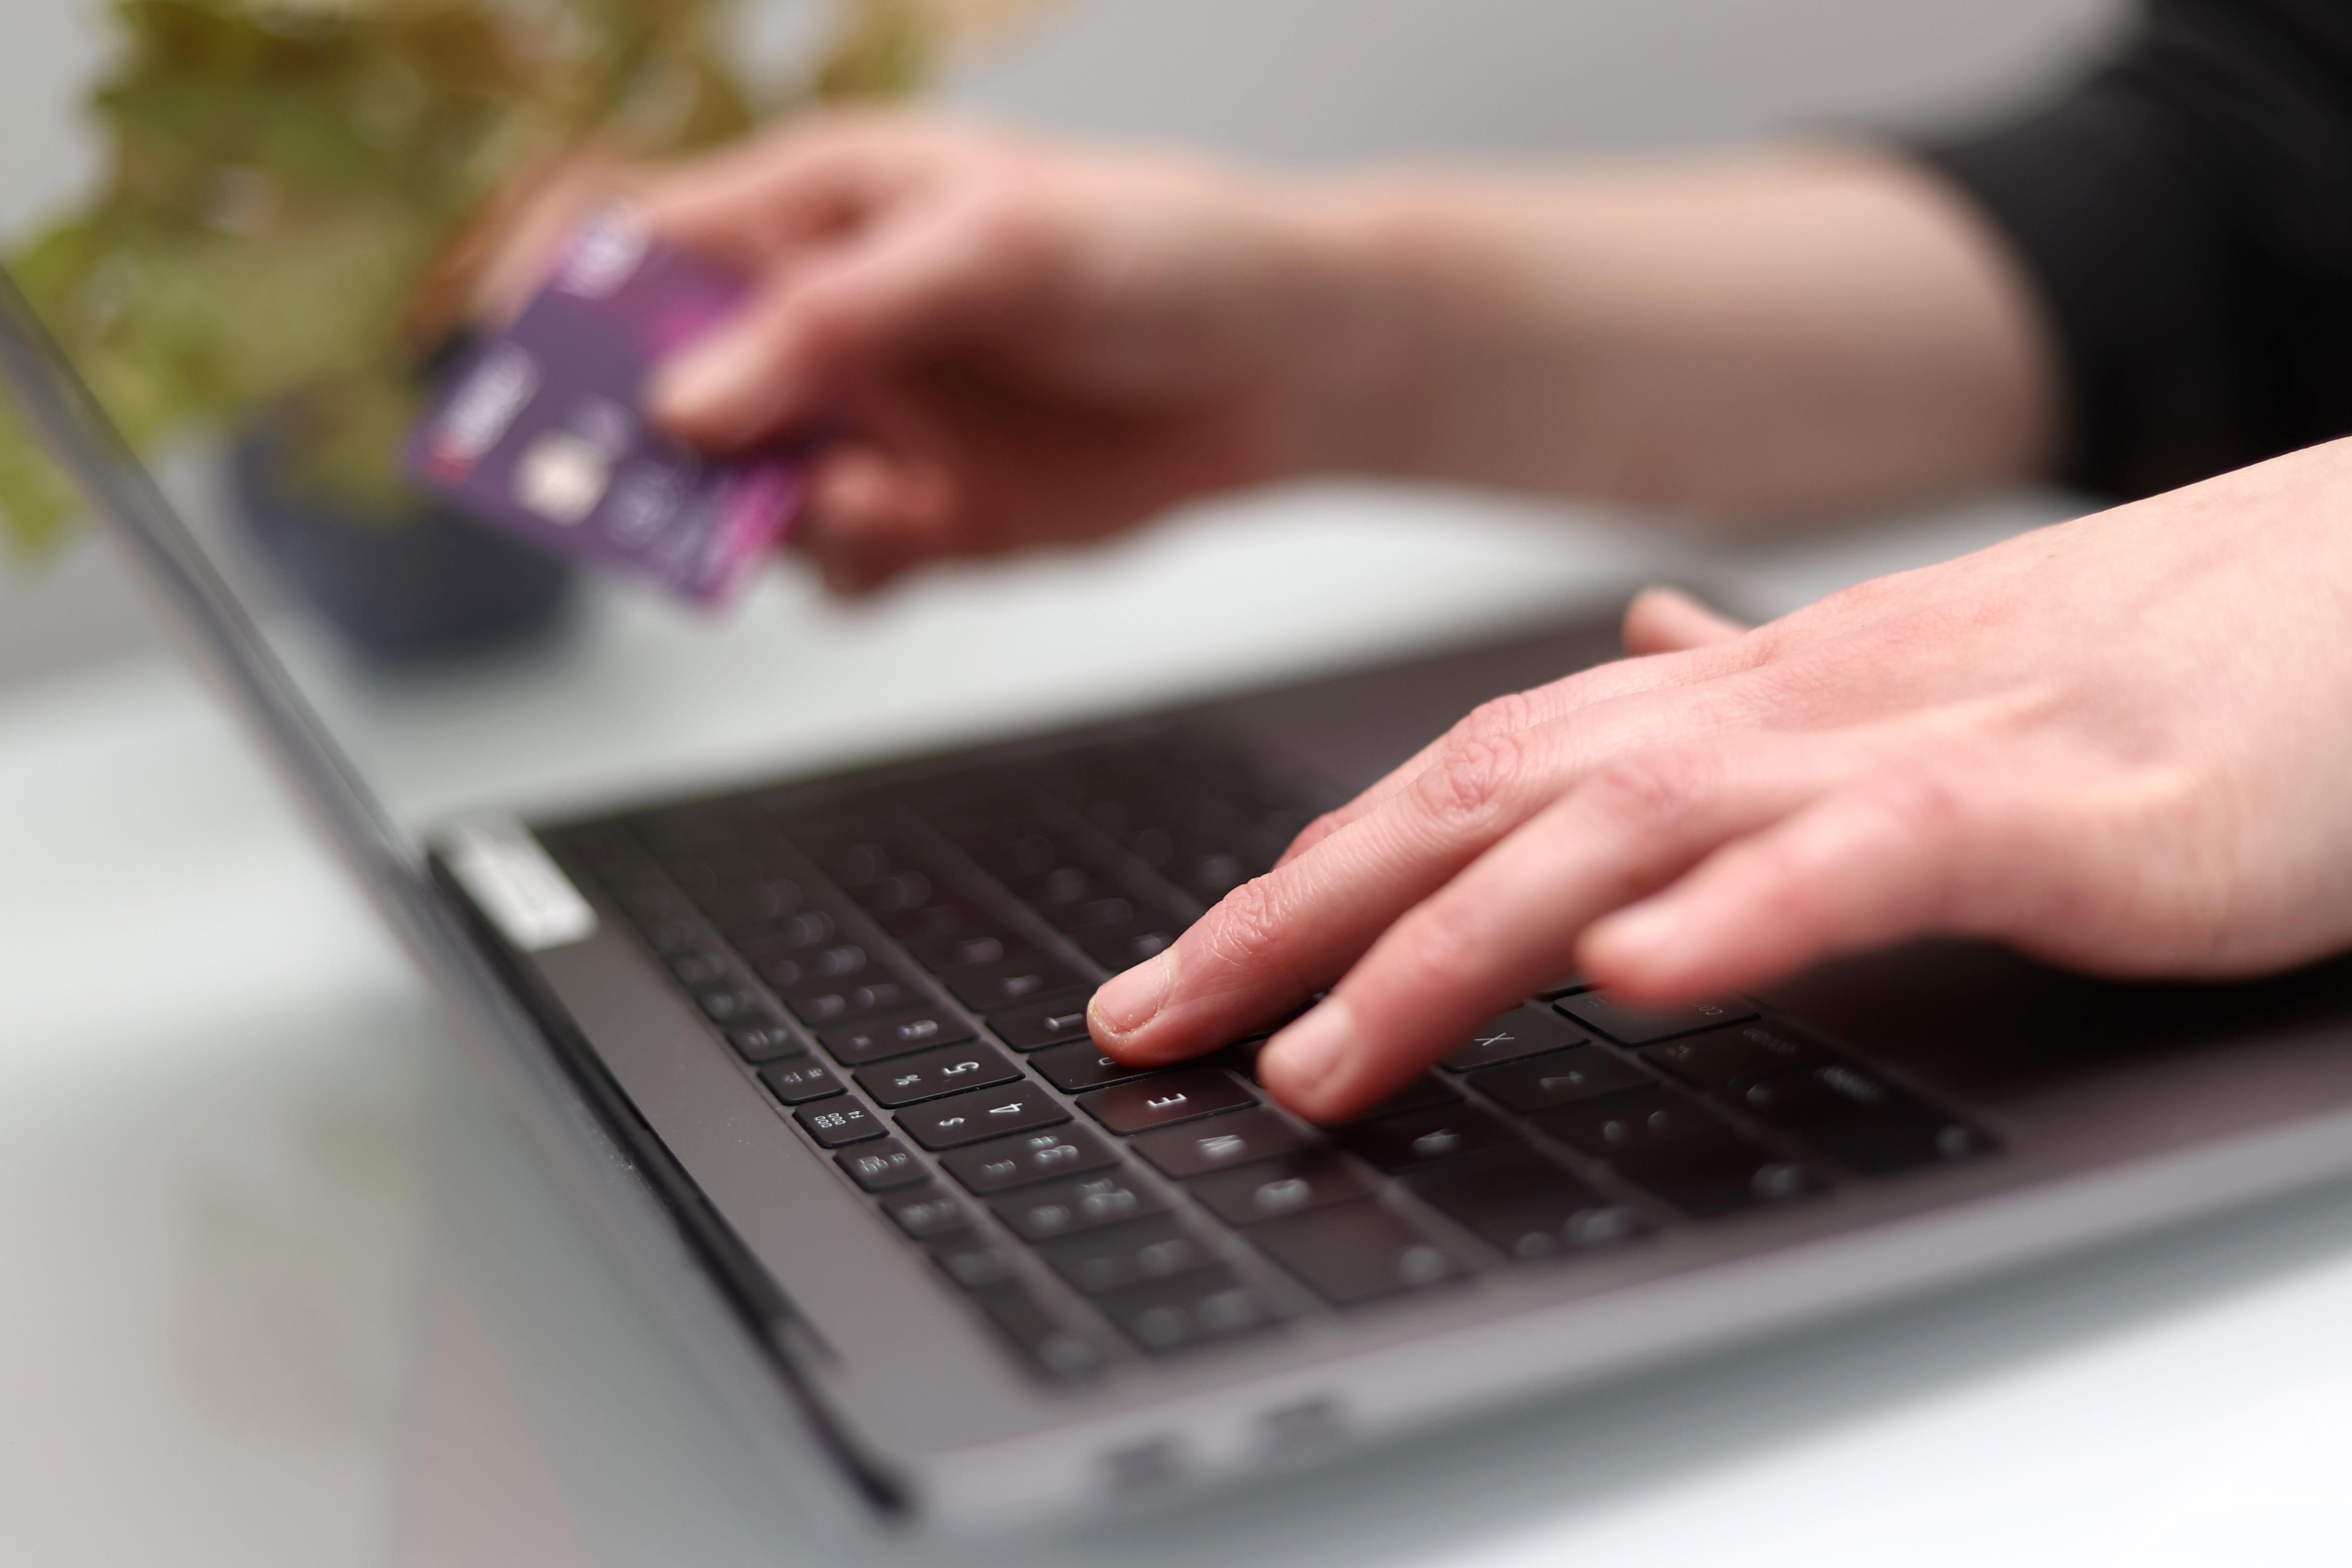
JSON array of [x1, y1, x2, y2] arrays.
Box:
[[1413, 730, 1528, 831], [1197, 873, 1294, 968], [1452, 688, 1538, 748], [1862, 765, 1975, 845], [1586, 750, 1714, 832], [952, 184, 1054, 259]]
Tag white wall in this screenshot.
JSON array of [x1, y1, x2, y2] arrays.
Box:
[[0, 0, 2124, 690], [943, 0, 2120, 163]]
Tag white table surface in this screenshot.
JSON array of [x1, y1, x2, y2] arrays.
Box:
[[9, 482, 2352, 1568]]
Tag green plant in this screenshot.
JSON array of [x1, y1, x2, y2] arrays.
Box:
[[0, 0, 1030, 557]]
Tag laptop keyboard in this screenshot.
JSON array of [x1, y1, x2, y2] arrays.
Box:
[[545, 726, 1997, 1381]]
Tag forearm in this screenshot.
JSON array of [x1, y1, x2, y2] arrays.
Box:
[[1276, 147, 2059, 523]]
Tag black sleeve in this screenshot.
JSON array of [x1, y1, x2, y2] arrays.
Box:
[[1913, 0, 2352, 499]]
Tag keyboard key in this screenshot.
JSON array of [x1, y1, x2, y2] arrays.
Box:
[[758, 1057, 845, 1105], [1182, 851, 1253, 900], [876, 900, 976, 943], [1080, 1067, 1256, 1134], [1732, 1063, 1995, 1175], [1642, 1020, 1831, 1088], [668, 950, 732, 988], [620, 886, 694, 923], [1534, 1086, 1723, 1157], [1131, 1107, 1316, 1179], [755, 940, 874, 990], [941, 1126, 1119, 1194], [880, 1187, 971, 1240], [1442, 1004, 1591, 1072], [817, 839, 896, 889], [897, 1080, 1069, 1150], [1610, 1127, 1824, 1218], [1248, 1200, 1468, 1305], [907, 932, 1008, 971], [731, 909, 835, 960], [1031, 1040, 1165, 1093], [819, 1008, 976, 1065], [694, 986, 773, 1025], [1216, 1036, 1269, 1082], [1039, 893, 1137, 935], [855, 869, 935, 915], [854, 1042, 1020, 1107], [699, 878, 806, 928], [1468, 1046, 1650, 1113], [1406, 1148, 1649, 1260], [1555, 991, 1757, 1045], [1024, 864, 1098, 910], [835, 1139, 928, 1192], [927, 1231, 1022, 1290], [670, 852, 797, 896], [1341, 1075, 1464, 1122], [986, 990, 1096, 1051], [968, 1281, 1104, 1379], [1079, 924, 1181, 971], [795, 1100, 885, 1147], [727, 1024, 804, 1065], [1099, 1266, 1280, 1352], [635, 917, 707, 956], [947, 953, 1089, 1011], [1337, 1103, 1518, 1174], [782, 978, 918, 1027], [1037, 1213, 1214, 1294], [1533, 972, 1589, 999], [991, 1170, 1168, 1240], [1188, 1151, 1371, 1226]]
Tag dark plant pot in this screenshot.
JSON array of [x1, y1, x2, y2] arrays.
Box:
[[230, 427, 575, 665]]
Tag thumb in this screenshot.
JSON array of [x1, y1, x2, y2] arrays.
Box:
[[647, 195, 1050, 452]]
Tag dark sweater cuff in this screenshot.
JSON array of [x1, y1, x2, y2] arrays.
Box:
[[1913, 87, 2258, 500]]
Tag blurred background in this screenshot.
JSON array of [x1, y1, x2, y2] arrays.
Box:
[[0, 0, 2120, 690]]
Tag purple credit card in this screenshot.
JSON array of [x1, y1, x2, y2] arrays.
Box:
[[406, 210, 802, 607]]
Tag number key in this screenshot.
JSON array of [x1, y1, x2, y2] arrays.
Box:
[[854, 1042, 1020, 1107], [897, 1080, 1069, 1150]]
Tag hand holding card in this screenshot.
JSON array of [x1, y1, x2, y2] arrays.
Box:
[[406, 210, 803, 608]]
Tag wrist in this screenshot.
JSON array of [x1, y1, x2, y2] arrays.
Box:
[[1260, 180, 1460, 478]]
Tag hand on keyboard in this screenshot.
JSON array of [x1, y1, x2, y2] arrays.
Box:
[[1092, 440, 2352, 1118]]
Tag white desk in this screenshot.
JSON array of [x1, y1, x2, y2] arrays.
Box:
[[7, 483, 2350, 1568]]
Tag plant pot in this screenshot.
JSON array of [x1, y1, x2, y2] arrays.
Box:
[[230, 425, 575, 664]]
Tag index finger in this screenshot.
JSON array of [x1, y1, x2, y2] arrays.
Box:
[[1276, 628, 1767, 869], [636, 115, 968, 267]]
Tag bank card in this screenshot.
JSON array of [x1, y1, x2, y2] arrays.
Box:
[[405, 210, 802, 607]]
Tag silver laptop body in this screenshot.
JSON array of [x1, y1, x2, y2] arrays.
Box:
[[14, 264, 2352, 1535]]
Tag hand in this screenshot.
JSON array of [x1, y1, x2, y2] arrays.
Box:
[[465, 120, 2051, 588], [620, 114, 1381, 594], [1089, 439, 2352, 1120]]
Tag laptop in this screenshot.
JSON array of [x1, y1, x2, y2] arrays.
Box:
[[15, 260, 2352, 1535]]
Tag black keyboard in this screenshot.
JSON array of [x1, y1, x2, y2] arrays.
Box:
[[544, 726, 1997, 1381]]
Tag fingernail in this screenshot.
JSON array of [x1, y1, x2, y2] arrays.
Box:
[[1263, 998, 1355, 1095], [1090, 951, 1177, 1042]]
